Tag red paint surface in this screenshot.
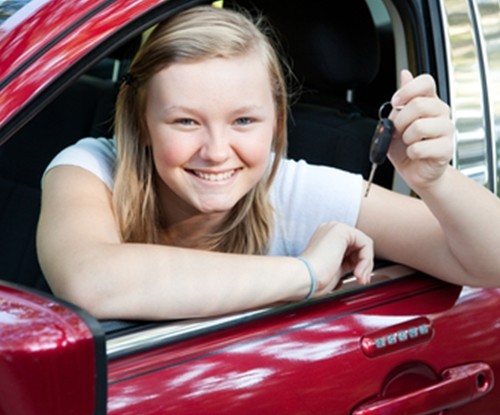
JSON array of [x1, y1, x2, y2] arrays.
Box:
[[106, 277, 500, 414], [2, 1, 500, 414], [0, 284, 98, 415]]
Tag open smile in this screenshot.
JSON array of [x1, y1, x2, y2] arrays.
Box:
[[188, 168, 241, 182]]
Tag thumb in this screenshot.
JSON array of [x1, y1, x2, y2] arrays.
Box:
[[400, 68, 414, 86], [391, 69, 414, 107]]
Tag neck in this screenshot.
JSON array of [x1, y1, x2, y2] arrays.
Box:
[[155, 178, 229, 248], [163, 212, 227, 249]]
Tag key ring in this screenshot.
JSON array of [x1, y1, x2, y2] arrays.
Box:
[[378, 101, 404, 120]]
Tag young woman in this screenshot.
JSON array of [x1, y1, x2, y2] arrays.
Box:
[[37, 5, 500, 320]]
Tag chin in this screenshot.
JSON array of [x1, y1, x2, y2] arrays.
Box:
[[194, 199, 236, 214]]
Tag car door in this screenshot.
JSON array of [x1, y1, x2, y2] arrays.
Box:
[[1, 0, 500, 414]]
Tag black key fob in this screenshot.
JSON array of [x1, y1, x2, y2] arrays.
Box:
[[370, 118, 394, 165]]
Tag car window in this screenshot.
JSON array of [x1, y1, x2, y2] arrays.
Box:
[[366, 0, 390, 26], [0, 0, 400, 293], [0, 0, 37, 26]]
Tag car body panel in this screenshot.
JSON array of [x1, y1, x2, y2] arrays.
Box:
[[104, 274, 500, 414], [0, 282, 106, 415], [1, 0, 500, 413]]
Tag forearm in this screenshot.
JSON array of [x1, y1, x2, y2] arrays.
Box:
[[49, 243, 310, 320], [37, 168, 311, 319], [416, 166, 500, 285]]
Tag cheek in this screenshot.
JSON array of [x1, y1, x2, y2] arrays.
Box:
[[150, 132, 196, 170], [240, 128, 274, 167], [246, 141, 272, 170]]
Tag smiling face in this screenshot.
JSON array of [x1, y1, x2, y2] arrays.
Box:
[[145, 52, 276, 227]]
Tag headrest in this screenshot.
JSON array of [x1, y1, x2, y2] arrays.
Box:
[[228, 0, 380, 91]]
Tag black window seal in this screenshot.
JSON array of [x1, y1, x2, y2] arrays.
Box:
[[0, 0, 117, 92]]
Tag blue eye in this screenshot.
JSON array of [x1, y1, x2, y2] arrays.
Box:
[[176, 118, 196, 126], [235, 117, 253, 126]]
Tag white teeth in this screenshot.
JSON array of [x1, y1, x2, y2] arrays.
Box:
[[193, 170, 235, 181]]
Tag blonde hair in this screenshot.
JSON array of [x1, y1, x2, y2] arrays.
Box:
[[113, 5, 289, 254]]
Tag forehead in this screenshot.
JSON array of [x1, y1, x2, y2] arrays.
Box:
[[156, 49, 268, 79], [147, 52, 274, 105]]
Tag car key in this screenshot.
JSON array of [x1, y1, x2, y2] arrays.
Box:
[[364, 117, 394, 197]]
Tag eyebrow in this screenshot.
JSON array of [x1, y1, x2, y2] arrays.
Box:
[[161, 104, 266, 116], [157, 105, 199, 119]]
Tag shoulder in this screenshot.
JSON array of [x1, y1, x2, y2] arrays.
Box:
[[268, 158, 363, 256], [44, 137, 117, 189], [271, 157, 363, 204]]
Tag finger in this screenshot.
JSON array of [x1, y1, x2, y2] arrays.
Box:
[[400, 115, 453, 146], [406, 136, 454, 162], [400, 69, 414, 87], [354, 259, 374, 285], [345, 232, 374, 285], [388, 70, 413, 115], [393, 98, 451, 141], [392, 72, 437, 108], [404, 96, 450, 119], [354, 244, 374, 284]]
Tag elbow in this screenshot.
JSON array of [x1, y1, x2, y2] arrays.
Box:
[[40, 256, 121, 319], [47, 269, 114, 319], [464, 271, 500, 288], [452, 262, 500, 288], [37, 238, 132, 318]]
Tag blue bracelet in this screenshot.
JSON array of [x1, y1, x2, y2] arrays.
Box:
[[297, 256, 317, 300]]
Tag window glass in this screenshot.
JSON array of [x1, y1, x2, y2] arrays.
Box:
[[0, 0, 37, 26], [366, 0, 391, 26]]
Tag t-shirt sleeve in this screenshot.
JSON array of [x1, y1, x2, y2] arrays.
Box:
[[268, 158, 364, 256], [43, 137, 117, 190]]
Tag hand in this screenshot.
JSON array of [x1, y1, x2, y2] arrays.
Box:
[[300, 222, 374, 296], [388, 69, 454, 191]]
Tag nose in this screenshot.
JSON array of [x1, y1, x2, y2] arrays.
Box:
[[199, 127, 231, 163]]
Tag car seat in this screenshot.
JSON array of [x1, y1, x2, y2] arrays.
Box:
[[0, 30, 142, 293], [0, 76, 119, 293], [0, 35, 141, 293], [227, 0, 395, 186]]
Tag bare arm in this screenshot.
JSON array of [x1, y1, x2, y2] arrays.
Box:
[[358, 71, 500, 287], [358, 177, 500, 287], [37, 166, 308, 319], [37, 166, 373, 320]]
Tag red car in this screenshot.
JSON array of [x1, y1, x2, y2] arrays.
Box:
[[1, 0, 500, 414]]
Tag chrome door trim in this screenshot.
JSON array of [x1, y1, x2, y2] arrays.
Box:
[[105, 265, 415, 360], [440, 0, 500, 195], [473, 0, 500, 195]]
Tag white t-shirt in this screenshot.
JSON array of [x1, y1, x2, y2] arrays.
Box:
[[45, 137, 363, 256]]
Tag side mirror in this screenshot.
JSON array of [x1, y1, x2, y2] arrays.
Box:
[[0, 282, 106, 415]]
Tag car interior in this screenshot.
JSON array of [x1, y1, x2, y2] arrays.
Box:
[[0, 0, 397, 307]]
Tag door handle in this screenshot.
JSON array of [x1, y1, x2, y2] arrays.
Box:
[[352, 362, 494, 415]]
